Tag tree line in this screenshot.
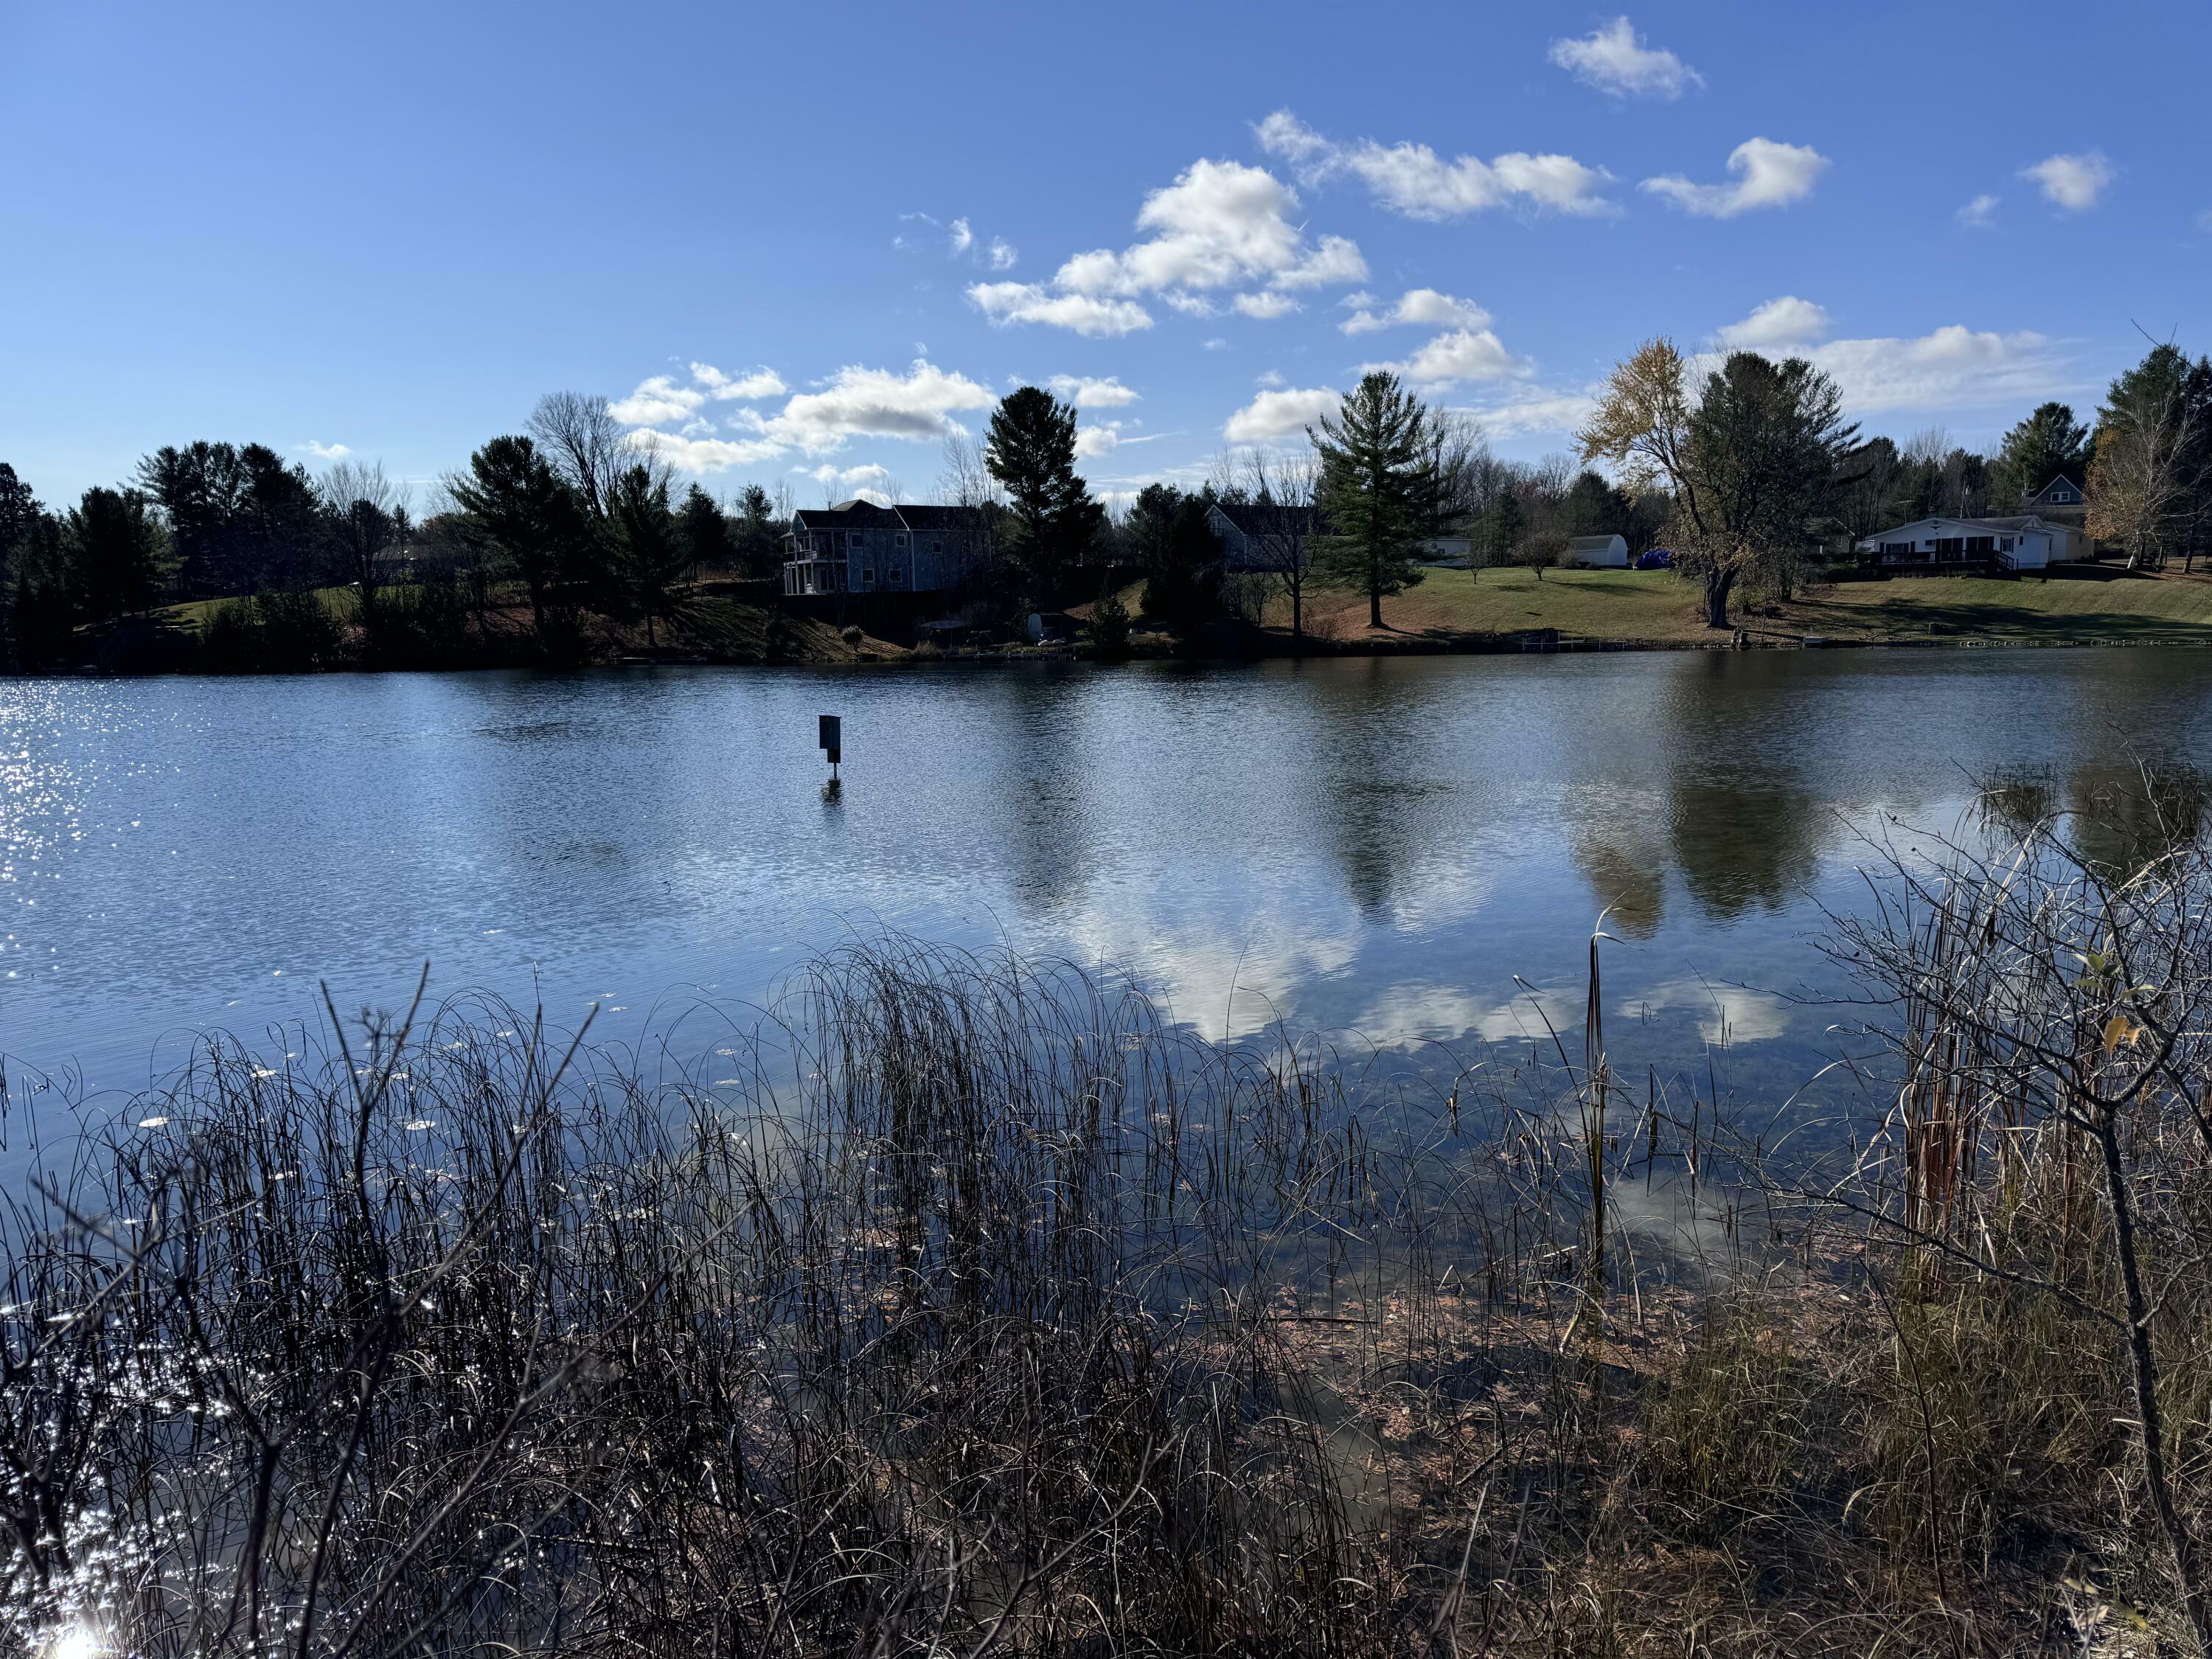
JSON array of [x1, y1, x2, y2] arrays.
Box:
[[0, 396, 793, 671], [1578, 335, 2212, 627], [7, 336, 2210, 668]]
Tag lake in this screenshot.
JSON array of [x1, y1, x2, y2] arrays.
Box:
[[7, 649, 2212, 1108]]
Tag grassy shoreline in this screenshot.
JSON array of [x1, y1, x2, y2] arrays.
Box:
[[27, 566, 2212, 677]]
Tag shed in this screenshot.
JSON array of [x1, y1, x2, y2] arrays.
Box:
[[1564, 534, 1629, 568]]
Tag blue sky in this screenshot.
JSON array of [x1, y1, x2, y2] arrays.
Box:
[[3, 0, 2208, 509]]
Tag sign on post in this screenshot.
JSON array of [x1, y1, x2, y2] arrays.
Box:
[[818, 714, 842, 768]]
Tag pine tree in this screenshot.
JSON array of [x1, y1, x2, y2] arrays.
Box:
[[448, 436, 591, 635], [610, 466, 694, 650], [66, 487, 171, 621], [984, 386, 1103, 602], [678, 484, 732, 573], [1992, 402, 2092, 504], [1312, 372, 1439, 629]]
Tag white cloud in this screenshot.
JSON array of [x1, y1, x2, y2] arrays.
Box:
[[1339, 287, 1491, 335], [1255, 369, 1286, 387], [1364, 328, 1529, 388], [1046, 375, 1140, 407], [1548, 16, 1703, 100], [1223, 386, 1341, 442], [613, 363, 785, 427], [1956, 193, 2000, 230], [1804, 324, 2066, 414], [1202, 338, 1229, 351], [1256, 109, 1615, 219], [906, 211, 1017, 268], [1232, 291, 1301, 319], [769, 359, 998, 453], [689, 362, 786, 400], [1641, 136, 1829, 217], [2022, 150, 2115, 212], [297, 439, 351, 461], [1074, 422, 1124, 459], [1273, 234, 1368, 288], [1058, 158, 1368, 296], [622, 431, 784, 473], [967, 282, 1154, 336], [609, 374, 704, 426], [614, 358, 999, 473], [1461, 387, 1601, 442], [808, 462, 894, 493], [970, 156, 1367, 334], [1714, 295, 1829, 350]]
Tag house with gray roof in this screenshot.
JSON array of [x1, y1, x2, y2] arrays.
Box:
[[782, 501, 983, 596]]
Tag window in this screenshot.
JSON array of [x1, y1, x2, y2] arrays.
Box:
[[889, 566, 904, 585], [895, 532, 908, 548], [931, 538, 942, 554], [863, 566, 876, 588]]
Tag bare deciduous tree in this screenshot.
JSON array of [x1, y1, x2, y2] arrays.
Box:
[[528, 392, 627, 522], [317, 459, 408, 625], [1227, 444, 1321, 646]]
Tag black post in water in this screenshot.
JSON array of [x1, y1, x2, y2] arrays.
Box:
[[818, 714, 842, 782]]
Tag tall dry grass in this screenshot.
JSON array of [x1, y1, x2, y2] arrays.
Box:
[[5, 782, 2212, 1655]]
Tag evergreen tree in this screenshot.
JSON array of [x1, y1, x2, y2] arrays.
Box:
[[0, 463, 38, 647], [1562, 470, 1630, 539], [984, 386, 1103, 601], [66, 487, 171, 620], [678, 484, 733, 573], [8, 514, 75, 669], [1481, 490, 1523, 569], [447, 436, 590, 634], [1312, 372, 1439, 628], [611, 467, 694, 650], [1141, 495, 1222, 628], [733, 484, 783, 577], [1992, 401, 2092, 504]]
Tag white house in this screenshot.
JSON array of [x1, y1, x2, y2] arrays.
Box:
[[1853, 514, 2087, 573], [1563, 534, 1629, 568], [1417, 535, 1473, 567]]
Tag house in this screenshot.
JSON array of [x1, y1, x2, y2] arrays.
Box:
[[1563, 534, 1629, 568], [1206, 501, 1318, 573], [2021, 473, 2089, 529], [782, 501, 980, 597], [1854, 513, 2088, 572], [1418, 535, 1472, 568]]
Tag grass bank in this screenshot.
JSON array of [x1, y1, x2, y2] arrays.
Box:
[[9, 795, 2212, 1654], [1236, 565, 2212, 652]]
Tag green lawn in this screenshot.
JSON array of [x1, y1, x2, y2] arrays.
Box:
[[1261, 566, 2212, 647]]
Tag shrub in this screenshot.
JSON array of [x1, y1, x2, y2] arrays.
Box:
[[1088, 585, 1133, 659]]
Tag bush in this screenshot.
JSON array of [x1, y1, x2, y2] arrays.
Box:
[[195, 591, 344, 673], [1088, 585, 1133, 659], [911, 638, 943, 661], [839, 623, 865, 645]]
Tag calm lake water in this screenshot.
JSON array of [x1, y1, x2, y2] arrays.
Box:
[[7, 650, 2212, 1107]]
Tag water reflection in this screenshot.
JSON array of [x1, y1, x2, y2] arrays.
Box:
[[1978, 758, 2208, 874], [9, 652, 2212, 1093]]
